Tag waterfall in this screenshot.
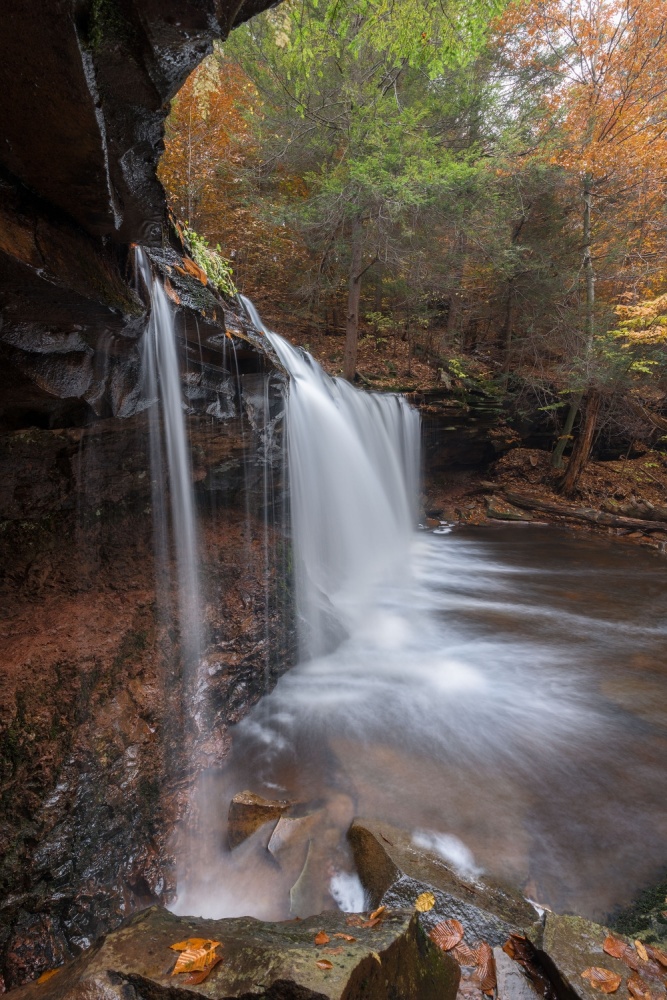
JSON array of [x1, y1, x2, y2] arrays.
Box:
[[239, 296, 420, 659], [137, 249, 202, 671]]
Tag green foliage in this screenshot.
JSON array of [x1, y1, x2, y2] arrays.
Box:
[[183, 224, 236, 297]]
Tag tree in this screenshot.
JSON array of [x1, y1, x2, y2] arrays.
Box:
[[225, 0, 505, 379], [500, 0, 667, 486]]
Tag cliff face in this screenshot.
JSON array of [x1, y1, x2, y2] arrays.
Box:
[[0, 0, 275, 431], [0, 2, 290, 989]]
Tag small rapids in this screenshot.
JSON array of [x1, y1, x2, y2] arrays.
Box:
[[172, 298, 667, 927]]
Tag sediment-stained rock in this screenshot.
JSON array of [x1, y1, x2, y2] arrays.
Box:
[[8, 905, 460, 1000]]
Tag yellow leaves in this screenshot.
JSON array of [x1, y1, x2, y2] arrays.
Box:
[[37, 969, 60, 984], [581, 967, 623, 993], [415, 891, 435, 912], [170, 938, 222, 983], [636, 941, 649, 963]]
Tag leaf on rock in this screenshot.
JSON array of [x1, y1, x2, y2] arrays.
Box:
[[170, 938, 218, 952], [316, 959, 334, 970], [603, 936, 639, 970], [333, 933, 356, 942], [646, 944, 667, 968], [37, 970, 61, 984], [314, 931, 330, 946], [369, 906, 386, 921], [475, 941, 496, 994], [181, 257, 209, 284], [453, 942, 478, 966], [181, 954, 222, 984], [627, 974, 653, 1000], [430, 918, 465, 951], [164, 278, 181, 305], [172, 943, 222, 976], [325, 947, 344, 955], [581, 967, 623, 993], [415, 891, 436, 912], [636, 942, 649, 962]]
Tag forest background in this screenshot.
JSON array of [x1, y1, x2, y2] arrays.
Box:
[[158, 0, 667, 496]]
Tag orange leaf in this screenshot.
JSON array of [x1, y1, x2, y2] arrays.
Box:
[[369, 906, 386, 921], [627, 974, 652, 1000], [475, 942, 496, 994], [172, 944, 221, 975], [603, 936, 639, 971], [181, 954, 222, 984], [181, 257, 208, 285], [430, 919, 465, 951], [314, 931, 330, 946], [325, 947, 344, 955], [581, 967, 623, 993], [453, 942, 478, 966], [333, 933, 356, 942], [316, 959, 334, 970], [170, 938, 219, 952], [37, 970, 60, 984], [646, 944, 667, 968], [164, 278, 181, 305], [635, 941, 649, 963]]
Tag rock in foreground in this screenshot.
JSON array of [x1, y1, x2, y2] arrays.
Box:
[[348, 818, 541, 947], [10, 905, 459, 1000]]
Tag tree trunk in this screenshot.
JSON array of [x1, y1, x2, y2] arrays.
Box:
[[343, 216, 364, 381], [552, 175, 595, 470], [551, 391, 583, 470], [560, 391, 601, 495]]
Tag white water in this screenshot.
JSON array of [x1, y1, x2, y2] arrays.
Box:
[[138, 249, 202, 669], [172, 297, 667, 925], [240, 295, 420, 655]]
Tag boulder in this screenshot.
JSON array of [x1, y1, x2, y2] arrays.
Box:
[[493, 946, 542, 1000], [227, 791, 291, 849], [9, 905, 460, 1000], [348, 819, 541, 947], [541, 913, 633, 1000]]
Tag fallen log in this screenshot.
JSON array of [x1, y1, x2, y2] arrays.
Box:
[[501, 491, 667, 533]]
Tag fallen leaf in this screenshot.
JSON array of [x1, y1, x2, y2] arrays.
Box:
[[636, 941, 649, 962], [333, 933, 356, 942], [372, 952, 382, 964], [627, 974, 652, 1000], [415, 891, 436, 912], [316, 959, 333, 970], [581, 967, 623, 993], [37, 970, 60, 984], [369, 906, 386, 921], [430, 918, 465, 951], [453, 942, 478, 966], [172, 944, 221, 976], [646, 944, 667, 968], [324, 947, 344, 955], [181, 955, 222, 984], [604, 935, 639, 970], [475, 942, 496, 994], [170, 938, 219, 952], [314, 931, 330, 946]]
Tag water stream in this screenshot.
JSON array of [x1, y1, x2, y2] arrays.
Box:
[[141, 285, 667, 928]]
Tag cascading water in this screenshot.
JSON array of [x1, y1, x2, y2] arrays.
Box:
[[172, 297, 667, 927], [138, 249, 203, 672]]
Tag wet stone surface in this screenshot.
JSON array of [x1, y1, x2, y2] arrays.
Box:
[[8, 905, 460, 1000]]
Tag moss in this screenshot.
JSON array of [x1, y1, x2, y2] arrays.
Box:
[[610, 876, 667, 944], [86, 0, 134, 51]]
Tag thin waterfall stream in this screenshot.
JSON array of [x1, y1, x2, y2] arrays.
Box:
[[136, 276, 667, 929]]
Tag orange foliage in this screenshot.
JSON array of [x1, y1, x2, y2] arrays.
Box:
[[159, 54, 310, 315]]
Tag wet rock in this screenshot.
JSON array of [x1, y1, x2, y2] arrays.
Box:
[[348, 819, 541, 947], [9, 905, 460, 1000], [541, 913, 632, 1000], [494, 946, 541, 1000], [228, 791, 291, 849]]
